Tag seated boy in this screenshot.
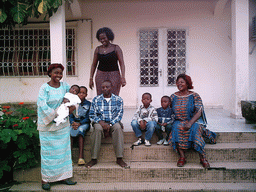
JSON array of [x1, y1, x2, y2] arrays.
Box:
[[155, 96, 174, 145], [131, 92, 158, 146], [54, 84, 81, 126], [70, 86, 91, 165]]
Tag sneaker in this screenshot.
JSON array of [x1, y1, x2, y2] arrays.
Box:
[[157, 139, 165, 145], [133, 138, 144, 146], [145, 140, 151, 146], [163, 139, 169, 146]]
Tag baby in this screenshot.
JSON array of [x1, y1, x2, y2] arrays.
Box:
[[54, 85, 81, 126]]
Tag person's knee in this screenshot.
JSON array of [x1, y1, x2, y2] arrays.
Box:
[[112, 122, 122, 131], [93, 124, 103, 132], [147, 121, 157, 129], [155, 124, 161, 130], [131, 120, 138, 127]]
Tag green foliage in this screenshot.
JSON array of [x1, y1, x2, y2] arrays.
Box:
[[0, 0, 71, 29], [0, 104, 40, 180]]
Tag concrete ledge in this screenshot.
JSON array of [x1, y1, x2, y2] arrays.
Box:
[[9, 182, 256, 192]]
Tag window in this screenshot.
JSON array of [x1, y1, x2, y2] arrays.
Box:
[[139, 29, 159, 86], [139, 28, 186, 86], [0, 28, 76, 77]]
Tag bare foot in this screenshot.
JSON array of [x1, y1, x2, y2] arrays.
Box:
[[116, 158, 130, 169], [85, 159, 97, 168]]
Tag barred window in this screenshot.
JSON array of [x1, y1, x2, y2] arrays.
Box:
[[167, 29, 186, 85], [139, 29, 159, 87], [0, 28, 76, 77], [139, 28, 186, 87]]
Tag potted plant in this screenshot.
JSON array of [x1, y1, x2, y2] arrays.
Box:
[[0, 103, 40, 187], [241, 100, 256, 123]]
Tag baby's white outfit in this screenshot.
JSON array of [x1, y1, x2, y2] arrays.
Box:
[[54, 92, 81, 126]]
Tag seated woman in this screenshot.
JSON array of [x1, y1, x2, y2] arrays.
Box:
[[168, 74, 216, 168]]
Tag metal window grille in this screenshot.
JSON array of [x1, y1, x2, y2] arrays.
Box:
[[167, 29, 186, 85], [139, 29, 159, 87], [0, 28, 76, 77]]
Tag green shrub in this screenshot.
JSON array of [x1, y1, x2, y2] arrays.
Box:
[[0, 103, 40, 180]]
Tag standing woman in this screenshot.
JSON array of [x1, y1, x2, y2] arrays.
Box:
[[89, 27, 126, 95], [168, 74, 216, 168], [37, 64, 77, 190]]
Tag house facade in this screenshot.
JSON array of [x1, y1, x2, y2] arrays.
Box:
[[0, 0, 255, 119]]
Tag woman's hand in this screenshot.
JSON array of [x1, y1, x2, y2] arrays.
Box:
[[89, 78, 94, 90], [121, 77, 126, 87], [183, 122, 192, 131]]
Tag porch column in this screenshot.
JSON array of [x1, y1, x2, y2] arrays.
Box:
[[231, 0, 249, 118], [50, 2, 66, 80]]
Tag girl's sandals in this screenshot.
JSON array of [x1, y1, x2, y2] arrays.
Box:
[[200, 158, 210, 168], [78, 158, 85, 166], [177, 157, 186, 167]]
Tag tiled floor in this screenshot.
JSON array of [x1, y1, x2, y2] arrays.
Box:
[[122, 108, 256, 133]]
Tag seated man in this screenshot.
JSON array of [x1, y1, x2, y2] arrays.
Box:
[[86, 80, 129, 168]]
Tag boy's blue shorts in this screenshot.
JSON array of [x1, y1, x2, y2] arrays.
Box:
[[70, 123, 90, 137]]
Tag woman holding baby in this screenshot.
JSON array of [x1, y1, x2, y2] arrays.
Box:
[[37, 63, 77, 190]]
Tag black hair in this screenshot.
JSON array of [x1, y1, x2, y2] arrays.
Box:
[[71, 84, 80, 91], [142, 92, 152, 99], [96, 27, 115, 41], [80, 86, 88, 93], [161, 95, 171, 102], [102, 79, 112, 86]]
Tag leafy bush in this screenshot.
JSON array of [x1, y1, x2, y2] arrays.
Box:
[[0, 103, 40, 180]]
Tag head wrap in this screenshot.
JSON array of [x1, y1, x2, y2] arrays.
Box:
[[47, 63, 64, 77]]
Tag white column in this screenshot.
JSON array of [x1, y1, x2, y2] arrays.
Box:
[[231, 0, 249, 118], [50, 2, 66, 80]]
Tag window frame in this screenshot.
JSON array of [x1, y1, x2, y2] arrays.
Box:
[[0, 24, 77, 78]]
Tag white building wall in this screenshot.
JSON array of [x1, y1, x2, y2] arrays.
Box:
[[0, 0, 254, 117]]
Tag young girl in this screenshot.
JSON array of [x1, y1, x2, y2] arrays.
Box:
[[69, 86, 91, 166]]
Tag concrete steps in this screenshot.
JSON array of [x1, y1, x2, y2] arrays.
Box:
[[10, 132, 256, 191], [72, 143, 256, 163], [72, 162, 256, 183], [10, 182, 256, 192]]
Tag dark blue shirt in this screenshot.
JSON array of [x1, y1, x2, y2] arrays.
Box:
[[69, 99, 91, 125], [156, 107, 174, 124]]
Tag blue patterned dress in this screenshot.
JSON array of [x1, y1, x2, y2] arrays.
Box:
[[168, 92, 216, 157], [37, 82, 73, 182]]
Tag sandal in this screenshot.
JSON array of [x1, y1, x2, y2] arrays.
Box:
[[177, 157, 186, 167], [78, 158, 85, 166], [200, 158, 210, 168]]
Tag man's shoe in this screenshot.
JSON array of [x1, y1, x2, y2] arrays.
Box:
[[133, 138, 144, 146], [163, 139, 169, 146], [157, 139, 165, 145], [145, 140, 151, 146]]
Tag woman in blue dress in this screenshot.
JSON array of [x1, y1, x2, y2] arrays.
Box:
[[37, 63, 77, 190], [168, 74, 216, 168]]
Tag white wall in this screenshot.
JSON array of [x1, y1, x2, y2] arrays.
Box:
[[1, 0, 254, 116], [73, 0, 232, 108], [249, 0, 256, 101]]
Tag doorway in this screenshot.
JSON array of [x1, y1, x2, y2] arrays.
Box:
[[137, 28, 187, 107]]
